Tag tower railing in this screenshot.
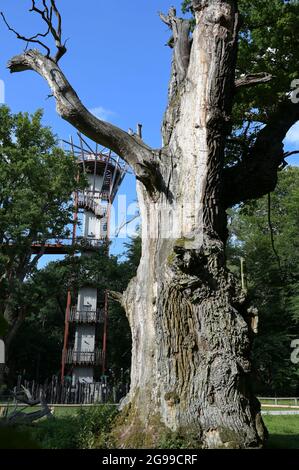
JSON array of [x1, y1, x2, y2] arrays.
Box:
[[76, 152, 109, 164], [69, 307, 105, 324], [66, 349, 104, 366], [30, 237, 106, 255]]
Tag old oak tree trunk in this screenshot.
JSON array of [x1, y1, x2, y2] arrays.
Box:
[[6, 0, 298, 448]]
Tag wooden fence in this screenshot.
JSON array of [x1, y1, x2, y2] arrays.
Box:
[[259, 397, 299, 406], [1, 376, 129, 405]]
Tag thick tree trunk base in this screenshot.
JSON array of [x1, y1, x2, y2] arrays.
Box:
[[118, 237, 268, 450], [111, 398, 267, 449], [111, 402, 202, 449]]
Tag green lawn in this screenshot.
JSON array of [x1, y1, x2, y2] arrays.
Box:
[[2, 404, 117, 418], [2, 405, 76, 416], [2, 405, 299, 449], [264, 415, 299, 449], [28, 410, 299, 449]]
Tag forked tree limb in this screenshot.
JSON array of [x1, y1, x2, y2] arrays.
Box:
[[29, 0, 67, 63], [1, 0, 67, 63], [108, 290, 124, 305], [223, 99, 299, 207], [0, 11, 51, 57], [4, 1, 161, 194]]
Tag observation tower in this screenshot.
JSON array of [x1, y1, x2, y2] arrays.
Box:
[[57, 135, 126, 384]]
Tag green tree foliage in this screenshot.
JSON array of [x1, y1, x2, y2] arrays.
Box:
[[8, 260, 69, 382], [107, 236, 141, 382], [0, 106, 85, 359], [228, 167, 299, 395], [182, 0, 299, 165]]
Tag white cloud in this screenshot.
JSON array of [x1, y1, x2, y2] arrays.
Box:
[[89, 106, 115, 122], [285, 122, 299, 145]]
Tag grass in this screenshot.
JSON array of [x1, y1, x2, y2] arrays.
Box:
[[31, 413, 299, 449], [264, 415, 299, 449], [1, 404, 298, 449], [2, 404, 116, 417], [26, 405, 118, 449]]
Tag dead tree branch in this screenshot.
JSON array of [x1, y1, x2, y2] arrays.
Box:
[[108, 290, 124, 305], [7, 50, 159, 192], [0, 388, 53, 426], [114, 214, 139, 237], [29, 0, 67, 63], [1, 1, 66, 63], [5, 1, 161, 194], [235, 72, 273, 89], [0, 11, 51, 57], [284, 150, 299, 158], [159, 7, 191, 84]]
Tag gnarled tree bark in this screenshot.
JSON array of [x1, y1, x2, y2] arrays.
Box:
[[6, 0, 298, 448], [118, 1, 266, 449]]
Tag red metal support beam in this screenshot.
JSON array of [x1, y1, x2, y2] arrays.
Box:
[[61, 290, 71, 383], [102, 290, 109, 376]]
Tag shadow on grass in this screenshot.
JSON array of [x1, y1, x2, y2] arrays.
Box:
[[0, 427, 39, 449], [266, 434, 299, 449]]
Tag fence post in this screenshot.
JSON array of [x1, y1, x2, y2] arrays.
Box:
[[113, 386, 117, 404], [17, 375, 22, 389]]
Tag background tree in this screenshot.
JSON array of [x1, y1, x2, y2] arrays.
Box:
[[4, 0, 299, 448], [0, 106, 85, 380], [183, 0, 299, 173], [107, 236, 141, 383], [227, 167, 299, 396]]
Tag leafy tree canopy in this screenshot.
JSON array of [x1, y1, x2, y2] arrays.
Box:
[[228, 167, 299, 394], [0, 105, 85, 355], [182, 0, 299, 165], [0, 106, 85, 254]]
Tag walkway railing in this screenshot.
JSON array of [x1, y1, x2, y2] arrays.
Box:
[[66, 349, 103, 366], [69, 307, 105, 324]]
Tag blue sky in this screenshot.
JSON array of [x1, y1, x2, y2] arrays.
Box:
[[0, 0, 185, 259], [0, 0, 298, 262]]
